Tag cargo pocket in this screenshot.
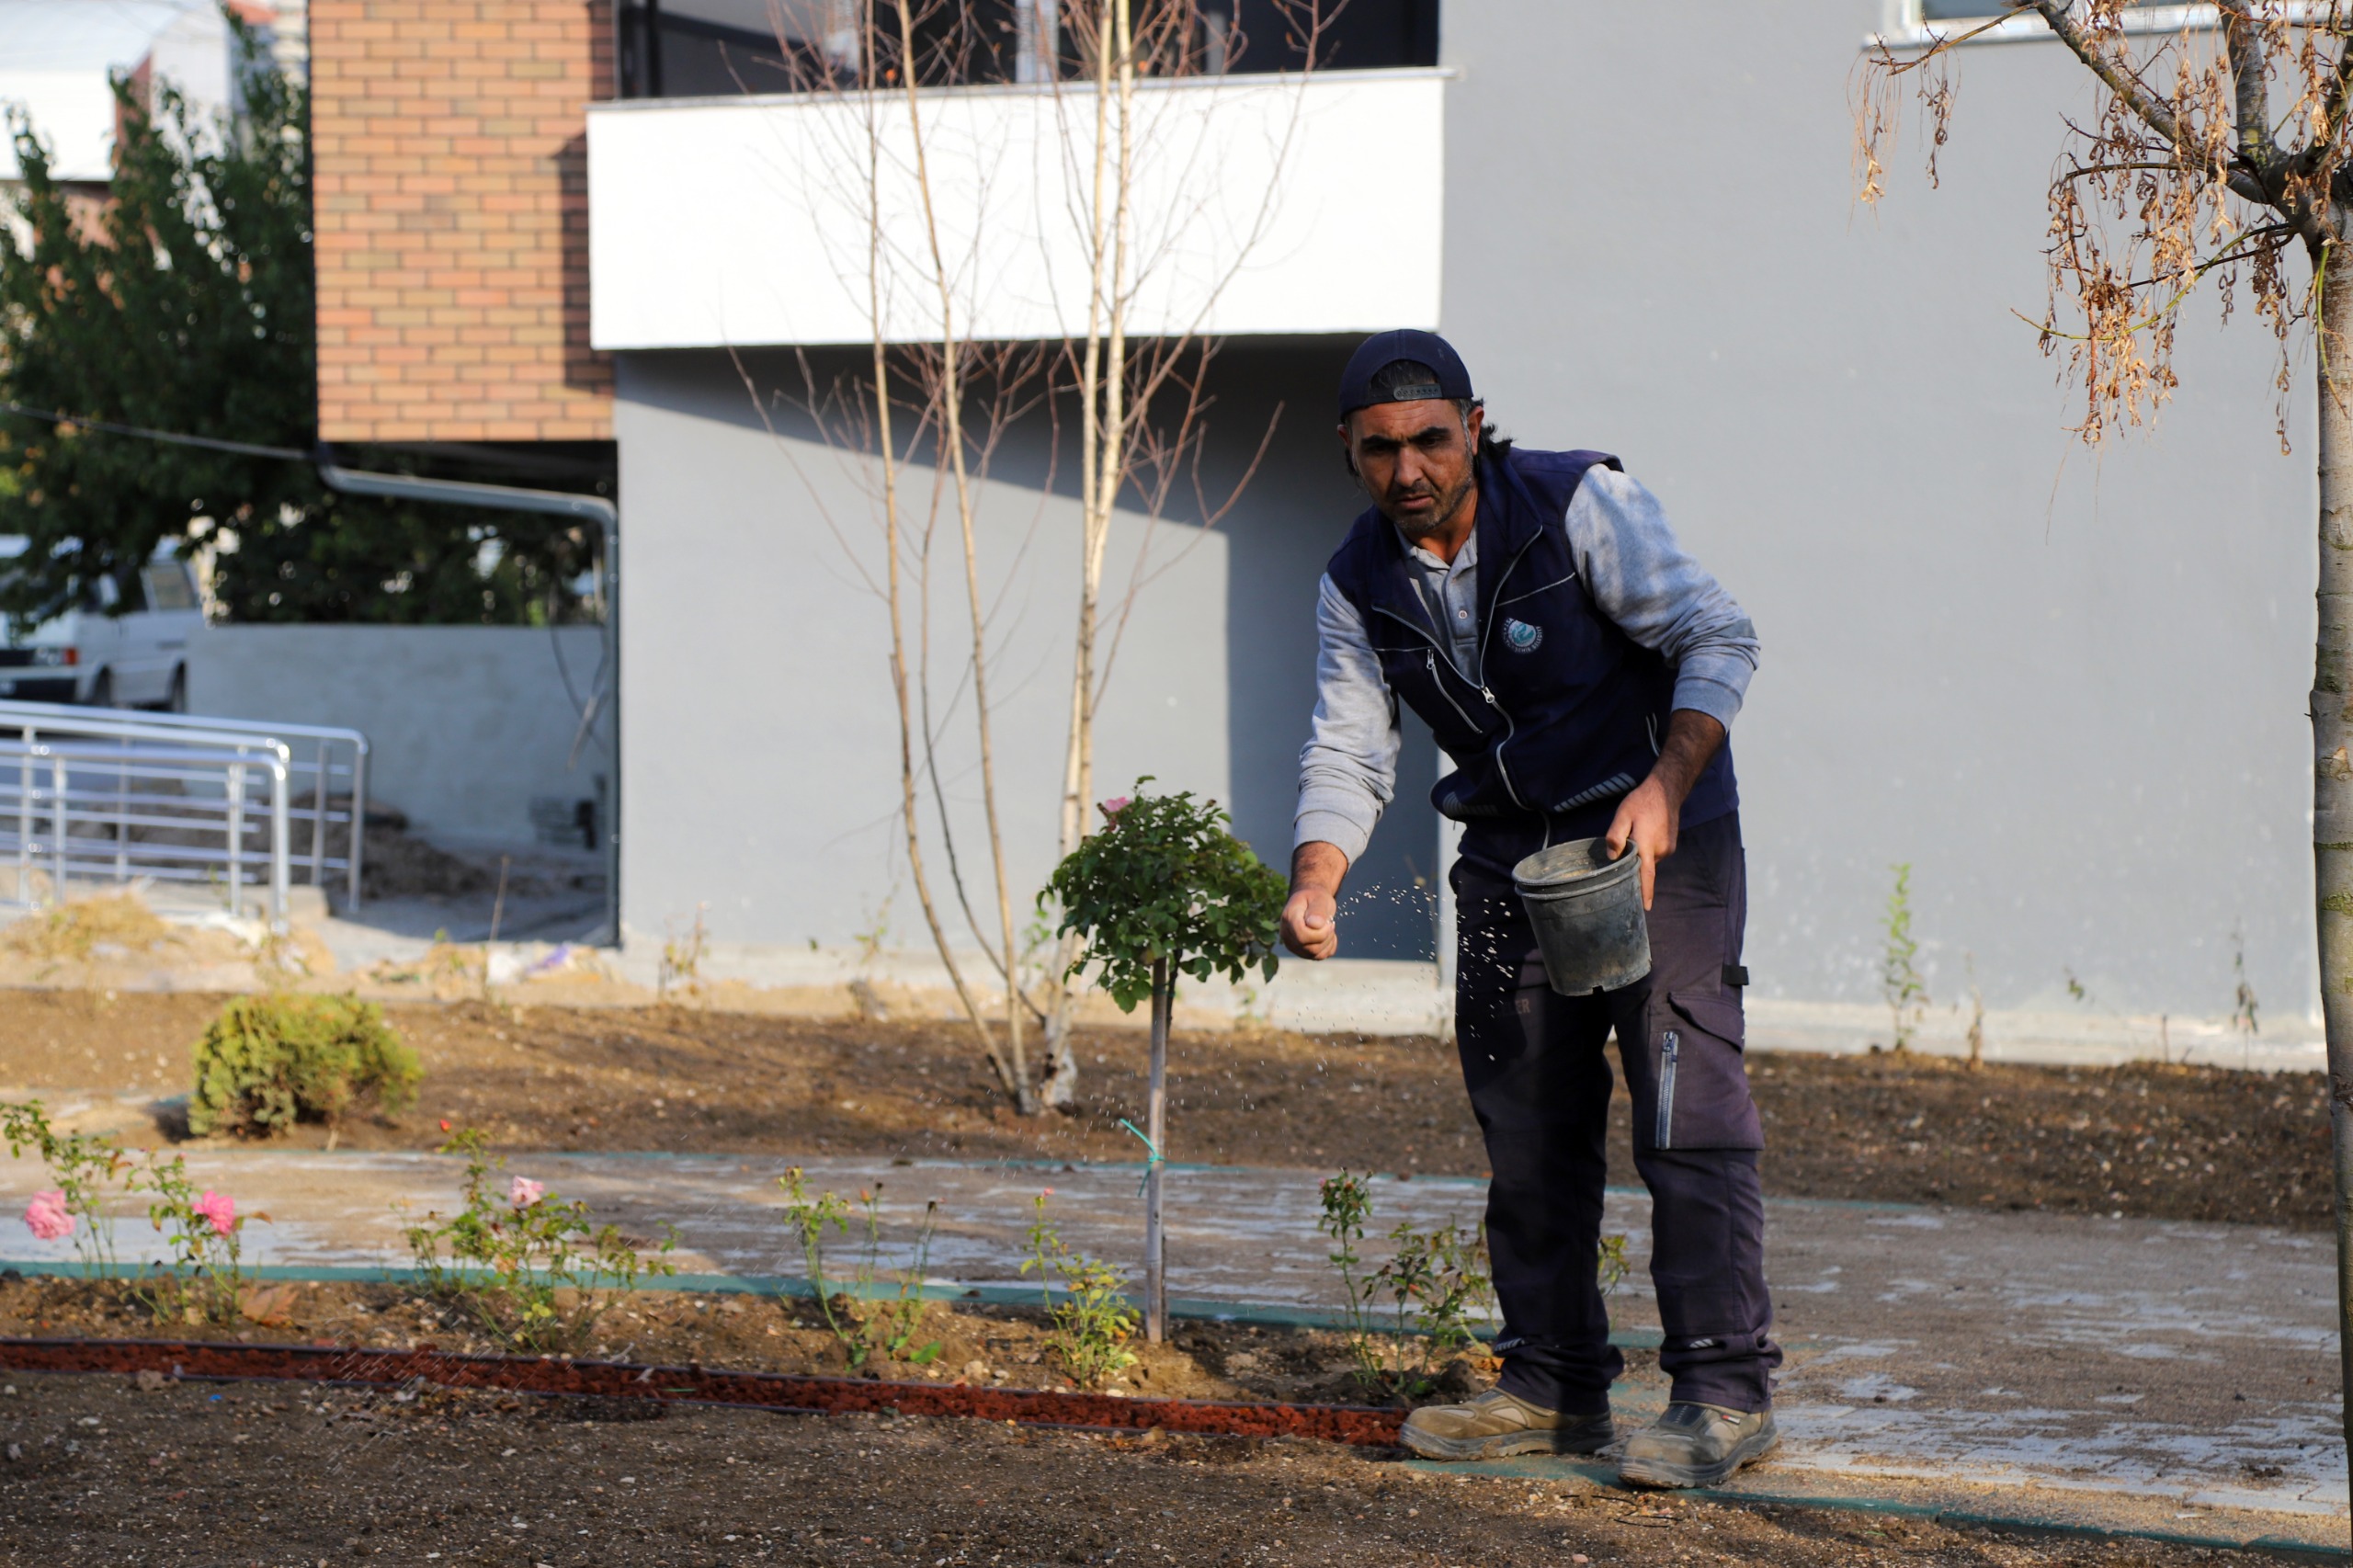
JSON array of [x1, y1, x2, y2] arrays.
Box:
[[1641, 990, 1763, 1152]]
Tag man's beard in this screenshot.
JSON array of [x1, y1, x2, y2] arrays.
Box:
[[1381, 469, 1476, 541]]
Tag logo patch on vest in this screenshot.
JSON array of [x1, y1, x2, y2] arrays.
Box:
[[1502, 617, 1543, 653]]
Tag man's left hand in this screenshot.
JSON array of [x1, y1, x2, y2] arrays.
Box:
[[1603, 710, 1728, 910], [1605, 777, 1677, 911]]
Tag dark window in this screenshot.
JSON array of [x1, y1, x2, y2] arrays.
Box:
[[1203, 0, 1438, 74], [618, 0, 1025, 97], [615, 0, 1438, 99]]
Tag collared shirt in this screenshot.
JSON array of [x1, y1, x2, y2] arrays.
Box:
[[1405, 526, 1483, 683], [1294, 464, 1760, 861]]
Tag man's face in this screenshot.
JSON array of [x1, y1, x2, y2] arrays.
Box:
[[1338, 399, 1483, 540]]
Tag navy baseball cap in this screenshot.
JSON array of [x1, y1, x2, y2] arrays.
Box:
[[1337, 329, 1475, 419]]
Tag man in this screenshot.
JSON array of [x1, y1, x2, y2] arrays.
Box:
[[1282, 330, 1776, 1489]]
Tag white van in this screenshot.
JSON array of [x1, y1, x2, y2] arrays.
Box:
[[0, 540, 202, 710]]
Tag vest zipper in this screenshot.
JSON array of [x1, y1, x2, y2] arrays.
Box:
[[1423, 651, 1484, 733], [1654, 1029, 1680, 1150], [1472, 531, 1547, 814], [1369, 524, 1549, 817]]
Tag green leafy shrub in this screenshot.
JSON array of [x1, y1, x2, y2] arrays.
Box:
[[777, 1168, 943, 1370], [0, 1098, 131, 1277], [188, 993, 422, 1137], [134, 1154, 255, 1325], [1043, 779, 1285, 1013], [1318, 1169, 1625, 1400], [1022, 1190, 1140, 1388], [405, 1129, 676, 1353], [1045, 780, 1286, 1338]]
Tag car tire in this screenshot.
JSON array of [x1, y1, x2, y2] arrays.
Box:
[[88, 670, 114, 709], [164, 665, 187, 713]]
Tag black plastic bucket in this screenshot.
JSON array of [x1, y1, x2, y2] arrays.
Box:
[[1511, 836, 1651, 995]]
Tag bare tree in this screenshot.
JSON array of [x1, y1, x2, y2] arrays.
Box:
[[1036, 0, 1328, 1108], [736, 0, 1049, 1108], [1856, 0, 2353, 1513], [750, 0, 1322, 1112]]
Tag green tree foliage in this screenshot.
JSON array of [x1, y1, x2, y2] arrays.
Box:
[[1043, 778, 1285, 1012], [0, 28, 593, 625]]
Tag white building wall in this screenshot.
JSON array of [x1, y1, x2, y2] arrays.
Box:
[[587, 69, 1446, 348]]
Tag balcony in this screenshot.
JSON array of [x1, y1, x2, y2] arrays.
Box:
[[585, 65, 1448, 349]]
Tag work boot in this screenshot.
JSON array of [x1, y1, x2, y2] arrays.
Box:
[[1618, 1402, 1779, 1489], [1398, 1389, 1613, 1460]]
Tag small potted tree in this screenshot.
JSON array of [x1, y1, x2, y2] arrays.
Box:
[[1045, 778, 1286, 1341]]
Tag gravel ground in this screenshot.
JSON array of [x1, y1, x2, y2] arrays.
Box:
[[0, 1370, 2273, 1566]]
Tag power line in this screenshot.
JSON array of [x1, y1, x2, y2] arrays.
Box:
[[0, 400, 310, 463]]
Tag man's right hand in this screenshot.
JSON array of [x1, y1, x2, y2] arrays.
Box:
[[1282, 841, 1349, 960]]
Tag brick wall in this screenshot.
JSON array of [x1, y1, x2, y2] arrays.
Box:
[[311, 0, 612, 444]]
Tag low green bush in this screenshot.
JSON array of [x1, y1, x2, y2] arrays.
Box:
[[188, 993, 422, 1137]]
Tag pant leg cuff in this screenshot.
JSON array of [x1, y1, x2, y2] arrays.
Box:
[[1665, 1379, 1770, 1415], [1496, 1364, 1612, 1418]]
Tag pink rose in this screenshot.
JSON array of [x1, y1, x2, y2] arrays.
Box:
[[509, 1176, 546, 1209], [24, 1189, 73, 1243], [1099, 795, 1131, 823], [191, 1190, 235, 1236]]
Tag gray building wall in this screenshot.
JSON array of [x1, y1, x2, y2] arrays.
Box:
[[1438, 0, 2318, 1019], [613, 348, 1443, 959]]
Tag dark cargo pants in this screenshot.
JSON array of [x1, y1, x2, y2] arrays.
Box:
[[1452, 812, 1780, 1415]]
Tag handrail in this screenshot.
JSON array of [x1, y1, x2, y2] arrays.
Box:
[[0, 700, 367, 905], [0, 699, 368, 748], [0, 736, 292, 929]]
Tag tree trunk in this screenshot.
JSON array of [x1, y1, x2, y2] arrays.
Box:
[[1043, 0, 1137, 1114], [2312, 230, 2353, 1525], [1143, 955, 1170, 1344], [860, 17, 1016, 1105], [893, 0, 1031, 1115]]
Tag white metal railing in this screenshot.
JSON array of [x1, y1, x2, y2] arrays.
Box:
[[0, 702, 370, 929]]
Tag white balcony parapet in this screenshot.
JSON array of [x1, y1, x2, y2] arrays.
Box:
[[586, 67, 1446, 350]]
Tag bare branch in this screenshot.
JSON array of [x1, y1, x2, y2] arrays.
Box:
[[2029, 2, 2194, 152]]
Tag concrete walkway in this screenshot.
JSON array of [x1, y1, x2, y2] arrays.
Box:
[[0, 1148, 2343, 1551]]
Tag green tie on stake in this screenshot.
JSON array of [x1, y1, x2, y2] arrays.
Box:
[[1044, 779, 1286, 1343]]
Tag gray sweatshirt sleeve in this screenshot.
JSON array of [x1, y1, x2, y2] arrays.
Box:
[[1567, 467, 1760, 727], [1293, 572, 1401, 862]]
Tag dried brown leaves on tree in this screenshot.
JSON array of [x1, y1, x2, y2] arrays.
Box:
[[1855, 1, 2350, 449]]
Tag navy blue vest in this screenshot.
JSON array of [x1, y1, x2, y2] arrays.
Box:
[[1323, 447, 1737, 877]]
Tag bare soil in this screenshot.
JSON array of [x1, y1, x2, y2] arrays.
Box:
[[0, 1367, 2270, 1566], [0, 989, 2329, 1229]]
